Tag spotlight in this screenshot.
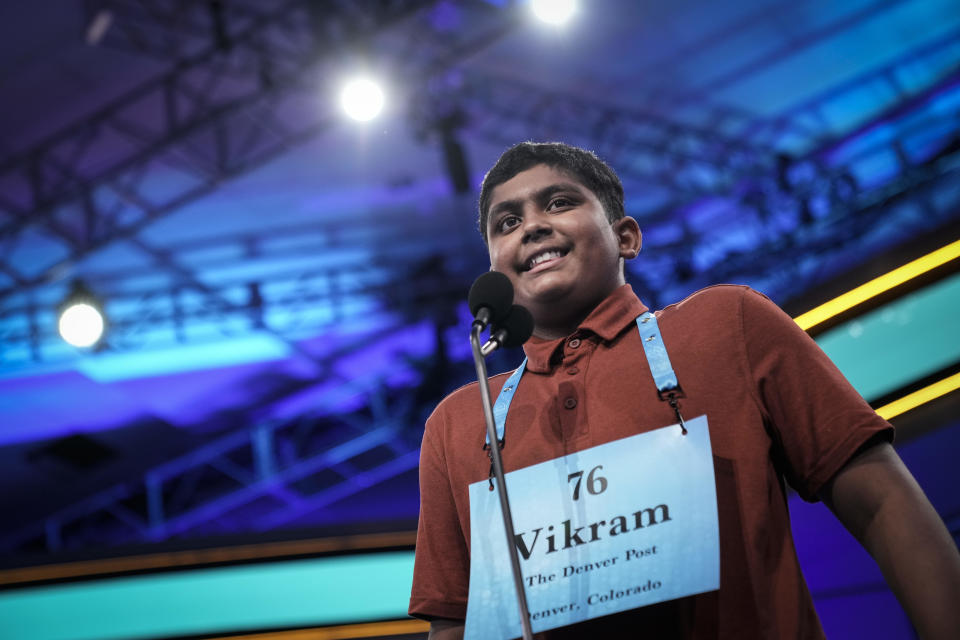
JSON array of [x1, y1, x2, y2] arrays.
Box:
[[58, 280, 106, 348], [531, 0, 576, 25], [340, 77, 385, 122]]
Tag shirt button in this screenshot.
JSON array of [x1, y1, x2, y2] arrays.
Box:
[[566, 367, 579, 375], [563, 397, 577, 409], [568, 338, 581, 349]]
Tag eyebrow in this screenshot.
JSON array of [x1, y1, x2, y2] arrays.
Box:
[[488, 182, 585, 222]]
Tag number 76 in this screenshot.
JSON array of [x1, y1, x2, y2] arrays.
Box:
[[567, 465, 608, 500]]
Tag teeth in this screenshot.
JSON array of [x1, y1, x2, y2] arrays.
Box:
[[529, 250, 564, 268]]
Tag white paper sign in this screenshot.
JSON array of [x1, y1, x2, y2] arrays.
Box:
[[464, 416, 719, 639]]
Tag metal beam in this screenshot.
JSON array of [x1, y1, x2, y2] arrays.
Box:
[[0, 206, 482, 366], [0, 0, 440, 301], [0, 381, 421, 554]]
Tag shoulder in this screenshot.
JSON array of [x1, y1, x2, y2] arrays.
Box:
[[652, 285, 794, 355], [659, 283, 784, 317], [423, 371, 514, 465], [657, 284, 770, 327], [426, 371, 514, 432], [661, 284, 757, 311]]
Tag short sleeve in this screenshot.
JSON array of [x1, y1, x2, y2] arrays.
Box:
[[739, 288, 893, 501], [408, 408, 471, 620]]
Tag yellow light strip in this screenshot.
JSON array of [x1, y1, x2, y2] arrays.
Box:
[[794, 238, 960, 331], [212, 618, 429, 640], [875, 372, 960, 420]]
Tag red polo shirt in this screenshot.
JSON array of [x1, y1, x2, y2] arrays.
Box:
[[409, 284, 892, 638]]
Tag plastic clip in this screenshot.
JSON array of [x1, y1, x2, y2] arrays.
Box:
[[485, 439, 505, 491], [659, 388, 688, 436]]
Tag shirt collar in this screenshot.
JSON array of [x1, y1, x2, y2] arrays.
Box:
[[521, 284, 649, 373]]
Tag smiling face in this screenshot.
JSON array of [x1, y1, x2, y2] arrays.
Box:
[[485, 164, 641, 339]]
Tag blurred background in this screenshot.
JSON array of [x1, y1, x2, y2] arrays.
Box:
[[1, 0, 958, 638]]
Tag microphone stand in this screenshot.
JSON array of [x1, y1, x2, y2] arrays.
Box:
[[470, 323, 534, 640]]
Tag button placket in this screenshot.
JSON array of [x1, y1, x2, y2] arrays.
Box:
[[557, 335, 589, 440]]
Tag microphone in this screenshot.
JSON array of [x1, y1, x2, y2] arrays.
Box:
[[481, 304, 534, 355], [468, 271, 513, 330], [465, 286, 536, 640]]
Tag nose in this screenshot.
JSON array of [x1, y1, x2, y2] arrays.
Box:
[[521, 209, 553, 244]]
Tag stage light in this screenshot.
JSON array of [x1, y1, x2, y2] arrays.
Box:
[[58, 281, 106, 348], [340, 77, 385, 122], [531, 0, 577, 25]]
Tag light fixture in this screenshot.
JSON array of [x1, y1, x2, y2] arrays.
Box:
[[58, 280, 106, 348], [531, 0, 577, 26], [340, 77, 385, 122]]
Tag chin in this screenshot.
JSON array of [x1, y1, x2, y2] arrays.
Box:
[[520, 281, 576, 308]]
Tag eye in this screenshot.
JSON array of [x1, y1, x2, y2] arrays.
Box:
[[547, 196, 575, 210], [496, 214, 521, 233]]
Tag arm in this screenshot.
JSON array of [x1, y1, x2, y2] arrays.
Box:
[[819, 441, 960, 640], [409, 409, 472, 624], [429, 618, 465, 640]]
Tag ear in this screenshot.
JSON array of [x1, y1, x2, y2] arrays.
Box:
[[614, 216, 642, 260]]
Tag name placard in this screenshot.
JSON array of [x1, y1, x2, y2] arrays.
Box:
[[464, 416, 719, 639]]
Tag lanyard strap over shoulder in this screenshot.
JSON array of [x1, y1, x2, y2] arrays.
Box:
[[486, 359, 527, 447], [636, 311, 687, 433], [635, 312, 679, 394]]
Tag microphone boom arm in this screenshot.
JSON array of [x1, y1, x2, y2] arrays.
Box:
[[469, 323, 534, 640]]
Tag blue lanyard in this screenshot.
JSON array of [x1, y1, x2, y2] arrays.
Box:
[[486, 311, 684, 447], [489, 361, 527, 446]]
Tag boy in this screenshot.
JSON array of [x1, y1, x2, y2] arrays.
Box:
[[409, 142, 960, 638]]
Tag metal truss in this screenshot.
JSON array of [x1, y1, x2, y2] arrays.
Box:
[[3, 0, 955, 309], [3, 60, 958, 365], [0, 197, 484, 366], [6, 0, 952, 324], [432, 62, 960, 312], [442, 31, 960, 306], [0, 373, 422, 554], [82, 0, 289, 61], [448, 23, 960, 211], [414, 71, 786, 200], [632, 126, 960, 310], [0, 0, 512, 304], [1, 0, 419, 289], [651, 59, 960, 306], [84, 0, 516, 67], [0, 0, 521, 369]]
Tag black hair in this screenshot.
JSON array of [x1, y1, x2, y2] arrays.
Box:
[[477, 141, 625, 243]]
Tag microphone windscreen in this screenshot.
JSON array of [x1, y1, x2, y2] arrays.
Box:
[[498, 304, 534, 347], [468, 271, 513, 323]]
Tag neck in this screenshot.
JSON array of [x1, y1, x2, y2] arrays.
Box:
[[530, 306, 593, 341], [532, 325, 580, 341], [528, 280, 626, 341]]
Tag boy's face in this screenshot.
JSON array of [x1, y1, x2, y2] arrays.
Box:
[[485, 164, 639, 338]]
